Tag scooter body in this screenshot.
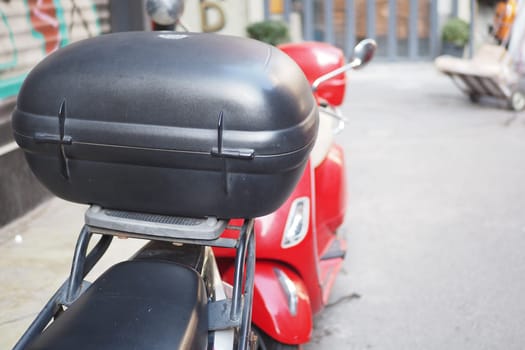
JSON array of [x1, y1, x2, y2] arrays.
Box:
[[213, 42, 351, 346]]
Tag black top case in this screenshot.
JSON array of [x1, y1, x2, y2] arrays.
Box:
[[12, 32, 318, 219]]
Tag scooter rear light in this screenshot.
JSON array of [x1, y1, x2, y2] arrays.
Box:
[[281, 197, 310, 249]]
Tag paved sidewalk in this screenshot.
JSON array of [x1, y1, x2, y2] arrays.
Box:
[[0, 199, 144, 348]]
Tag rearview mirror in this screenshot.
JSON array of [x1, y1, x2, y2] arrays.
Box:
[[351, 39, 377, 69], [146, 0, 185, 26]]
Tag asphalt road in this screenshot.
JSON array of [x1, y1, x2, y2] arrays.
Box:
[[305, 63, 525, 349]]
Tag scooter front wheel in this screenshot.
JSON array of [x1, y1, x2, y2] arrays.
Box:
[[254, 327, 299, 350]]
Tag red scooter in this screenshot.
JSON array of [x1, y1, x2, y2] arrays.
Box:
[[214, 39, 377, 349]]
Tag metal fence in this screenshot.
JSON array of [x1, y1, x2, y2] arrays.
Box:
[[264, 0, 475, 61]]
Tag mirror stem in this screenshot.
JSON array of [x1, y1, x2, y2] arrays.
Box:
[[311, 60, 360, 92]]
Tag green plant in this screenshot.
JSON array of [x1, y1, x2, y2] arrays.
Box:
[[246, 20, 290, 46], [441, 18, 470, 46]]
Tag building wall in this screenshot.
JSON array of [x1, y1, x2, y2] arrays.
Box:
[[0, 0, 110, 103], [438, 0, 471, 20], [509, 0, 525, 72], [0, 0, 110, 228], [178, 0, 264, 36]]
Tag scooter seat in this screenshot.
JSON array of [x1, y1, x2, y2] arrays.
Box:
[[26, 260, 208, 350]]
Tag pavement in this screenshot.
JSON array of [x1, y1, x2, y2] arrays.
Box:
[[1, 62, 525, 349], [306, 63, 525, 350], [0, 200, 145, 348]]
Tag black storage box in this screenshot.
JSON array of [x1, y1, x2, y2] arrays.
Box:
[[12, 32, 318, 219]]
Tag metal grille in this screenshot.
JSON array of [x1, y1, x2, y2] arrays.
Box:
[[104, 210, 204, 226], [264, 0, 472, 61]]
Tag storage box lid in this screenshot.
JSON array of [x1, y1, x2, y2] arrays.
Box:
[[13, 32, 318, 166]]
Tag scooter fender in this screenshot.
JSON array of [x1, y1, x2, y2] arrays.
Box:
[[252, 262, 312, 345]]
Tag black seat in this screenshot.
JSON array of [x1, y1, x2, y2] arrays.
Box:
[[27, 260, 208, 350]]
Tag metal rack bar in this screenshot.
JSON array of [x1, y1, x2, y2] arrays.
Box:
[[239, 224, 256, 350], [87, 226, 238, 248], [230, 219, 255, 322], [66, 226, 92, 303]]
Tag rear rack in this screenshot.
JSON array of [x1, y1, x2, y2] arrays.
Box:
[[85, 205, 228, 241], [14, 205, 256, 350]]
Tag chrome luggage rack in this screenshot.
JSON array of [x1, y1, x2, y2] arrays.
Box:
[[85, 205, 230, 243]]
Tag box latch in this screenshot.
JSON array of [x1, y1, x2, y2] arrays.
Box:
[[33, 99, 72, 179], [211, 111, 255, 160]]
